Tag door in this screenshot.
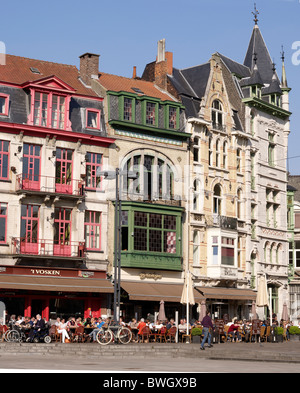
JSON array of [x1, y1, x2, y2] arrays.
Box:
[[20, 205, 39, 254], [54, 207, 71, 256], [55, 148, 73, 194], [22, 144, 41, 191]]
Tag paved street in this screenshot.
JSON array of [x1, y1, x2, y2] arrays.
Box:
[[0, 341, 299, 373]]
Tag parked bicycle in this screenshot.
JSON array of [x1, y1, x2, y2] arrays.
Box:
[[96, 324, 132, 345]]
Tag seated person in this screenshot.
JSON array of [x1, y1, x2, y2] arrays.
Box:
[[227, 319, 241, 342]]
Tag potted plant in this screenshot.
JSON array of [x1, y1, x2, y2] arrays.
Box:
[[288, 326, 300, 341], [191, 327, 202, 343], [273, 326, 284, 342]]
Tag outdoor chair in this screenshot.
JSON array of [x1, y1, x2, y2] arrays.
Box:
[[283, 328, 288, 342], [152, 326, 167, 343], [140, 326, 151, 343], [259, 326, 266, 342], [49, 325, 61, 342], [166, 326, 177, 343], [72, 325, 85, 342]]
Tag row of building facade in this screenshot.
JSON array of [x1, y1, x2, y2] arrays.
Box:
[[0, 19, 298, 324]]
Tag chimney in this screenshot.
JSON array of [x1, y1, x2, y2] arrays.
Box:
[[155, 39, 173, 90], [79, 53, 100, 86], [132, 66, 137, 79]]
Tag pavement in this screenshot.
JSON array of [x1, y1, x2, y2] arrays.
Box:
[[0, 339, 300, 373]]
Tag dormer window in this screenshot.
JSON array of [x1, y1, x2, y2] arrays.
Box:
[[86, 109, 100, 129], [168, 106, 177, 129], [0, 94, 9, 116], [146, 102, 156, 126], [25, 75, 74, 131]]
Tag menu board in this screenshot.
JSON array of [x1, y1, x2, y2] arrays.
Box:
[[214, 319, 224, 333], [251, 319, 261, 335]]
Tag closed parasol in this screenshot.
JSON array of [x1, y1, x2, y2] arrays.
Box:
[[199, 300, 206, 322], [256, 275, 269, 307], [251, 300, 257, 320], [281, 302, 289, 321], [158, 300, 167, 322]]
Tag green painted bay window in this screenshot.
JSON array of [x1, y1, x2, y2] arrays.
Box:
[[120, 202, 183, 271]]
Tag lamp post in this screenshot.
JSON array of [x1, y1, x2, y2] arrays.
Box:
[[99, 168, 137, 324]]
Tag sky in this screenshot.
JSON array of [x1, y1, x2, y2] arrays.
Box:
[[1, 0, 300, 173]]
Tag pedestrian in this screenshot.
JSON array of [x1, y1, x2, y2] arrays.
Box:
[[200, 311, 214, 350]]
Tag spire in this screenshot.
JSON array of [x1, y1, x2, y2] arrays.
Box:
[[280, 46, 289, 90], [244, 19, 278, 84]]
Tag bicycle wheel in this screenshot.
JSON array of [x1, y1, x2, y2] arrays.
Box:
[[118, 327, 132, 345], [6, 330, 20, 342], [96, 328, 113, 345]]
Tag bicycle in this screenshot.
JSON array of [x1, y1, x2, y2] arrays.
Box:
[[96, 324, 132, 345], [5, 326, 27, 343]]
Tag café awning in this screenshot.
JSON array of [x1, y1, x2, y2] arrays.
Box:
[[121, 282, 256, 302], [198, 286, 257, 301], [121, 281, 204, 302], [0, 274, 114, 293]]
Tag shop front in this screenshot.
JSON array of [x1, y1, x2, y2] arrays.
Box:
[[0, 265, 113, 321]]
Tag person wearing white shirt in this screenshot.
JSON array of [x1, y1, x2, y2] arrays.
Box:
[[57, 318, 70, 343]]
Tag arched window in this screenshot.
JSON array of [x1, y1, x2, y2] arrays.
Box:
[[211, 100, 224, 131], [213, 184, 222, 215], [122, 151, 175, 201]]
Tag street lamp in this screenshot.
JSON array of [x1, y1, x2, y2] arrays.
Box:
[[99, 168, 137, 324]]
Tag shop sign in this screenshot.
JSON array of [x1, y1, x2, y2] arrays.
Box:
[[30, 269, 61, 276], [139, 272, 162, 281]]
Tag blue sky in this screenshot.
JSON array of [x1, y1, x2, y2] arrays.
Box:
[[1, 0, 300, 173]]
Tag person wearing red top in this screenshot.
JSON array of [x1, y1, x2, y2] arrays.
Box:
[[136, 318, 147, 342], [227, 320, 241, 342]]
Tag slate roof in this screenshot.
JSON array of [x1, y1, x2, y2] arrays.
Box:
[[0, 54, 97, 97]]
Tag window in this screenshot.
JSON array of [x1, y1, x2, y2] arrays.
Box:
[[213, 184, 222, 215], [211, 100, 224, 131], [216, 139, 220, 167], [223, 141, 227, 169], [193, 137, 200, 162], [237, 189, 242, 219], [22, 144, 41, 190], [20, 204, 39, 254], [86, 153, 102, 190], [0, 140, 9, 180], [124, 98, 133, 121], [0, 94, 9, 116], [146, 102, 156, 125], [193, 231, 200, 266], [212, 236, 218, 265], [52, 95, 65, 129], [208, 137, 213, 166], [236, 148, 241, 172], [84, 211, 101, 250], [221, 237, 235, 266], [0, 203, 7, 243], [86, 109, 100, 129], [295, 241, 300, 268], [55, 148, 73, 194], [123, 152, 174, 201], [34, 92, 48, 127], [193, 179, 201, 211], [31, 91, 68, 130], [251, 152, 255, 190], [168, 106, 177, 129], [268, 133, 275, 167], [54, 207, 71, 256], [133, 212, 177, 254]]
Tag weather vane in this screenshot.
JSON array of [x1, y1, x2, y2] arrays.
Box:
[[252, 3, 259, 25]]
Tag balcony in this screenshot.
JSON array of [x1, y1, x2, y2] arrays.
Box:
[[11, 238, 86, 259], [206, 215, 237, 230], [16, 174, 85, 200]]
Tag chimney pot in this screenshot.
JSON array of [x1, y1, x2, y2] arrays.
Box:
[[132, 66, 137, 79]]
